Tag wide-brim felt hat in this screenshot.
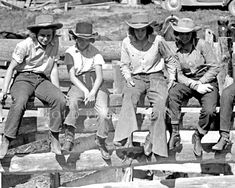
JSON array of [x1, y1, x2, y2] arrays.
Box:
[[171, 18, 201, 33], [27, 14, 63, 31], [69, 22, 99, 39], [125, 13, 155, 29]]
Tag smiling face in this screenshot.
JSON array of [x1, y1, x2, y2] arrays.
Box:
[[37, 28, 54, 47], [134, 27, 147, 41], [75, 37, 91, 51]]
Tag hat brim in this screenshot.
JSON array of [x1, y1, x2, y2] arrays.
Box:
[[27, 23, 63, 31], [69, 30, 99, 39], [125, 20, 155, 29], [171, 24, 201, 33]]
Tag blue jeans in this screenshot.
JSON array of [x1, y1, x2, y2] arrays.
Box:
[[220, 82, 235, 132], [114, 72, 168, 157], [64, 72, 112, 138], [168, 81, 219, 135], [4, 72, 66, 139]]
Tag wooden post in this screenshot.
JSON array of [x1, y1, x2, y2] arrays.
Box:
[[50, 172, 60, 188], [217, 17, 233, 93]]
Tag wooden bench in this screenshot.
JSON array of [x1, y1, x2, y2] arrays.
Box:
[[0, 36, 235, 187]]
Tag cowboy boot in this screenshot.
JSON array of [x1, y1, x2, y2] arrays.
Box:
[[168, 124, 181, 150], [192, 130, 203, 157], [212, 131, 231, 151], [62, 125, 75, 152], [95, 135, 111, 160], [49, 131, 62, 155], [0, 135, 10, 159]]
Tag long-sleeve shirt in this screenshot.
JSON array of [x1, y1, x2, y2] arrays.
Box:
[[176, 38, 220, 90], [120, 34, 177, 81]]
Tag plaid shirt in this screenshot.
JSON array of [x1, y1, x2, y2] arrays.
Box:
[[176, 38, 220, 89]]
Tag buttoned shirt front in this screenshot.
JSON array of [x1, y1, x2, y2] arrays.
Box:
[[176, 38, 220, 89], [12, 36, 59, 77], [120, 34, 177, 81]]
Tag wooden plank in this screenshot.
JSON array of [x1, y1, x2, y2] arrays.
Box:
[[0, 130, 234, 174], [0, 39, 229, 64], [0, 39, 122, 63], [60, 175, 235, 188]]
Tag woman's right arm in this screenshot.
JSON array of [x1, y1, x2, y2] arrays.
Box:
[[65, 53, 89, 95], [120, 39, 135, 87], [0, 59, 18, 100]]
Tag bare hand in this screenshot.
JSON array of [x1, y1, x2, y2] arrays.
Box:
[[84, 90, 96, 106], [126, 77, 135, 87], [196, 83, 213, 94], [0, 92, 7, 103]]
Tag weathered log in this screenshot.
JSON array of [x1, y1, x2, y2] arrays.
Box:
[[0, 39, 228, 63], [61, 175, 235, 188], [0, 39, 122, 62]]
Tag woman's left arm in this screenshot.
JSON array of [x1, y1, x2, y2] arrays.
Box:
[[199, 40, 220, 84], [91, 64, 103, 94], [50, 62, 60, 88], [159, 38, 178, 82]]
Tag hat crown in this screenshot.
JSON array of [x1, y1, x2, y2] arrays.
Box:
[[35, 15, 54, 26], [75, 22, 93, 35], [177, 18, 196, 30], [129, 13, 150, 24]]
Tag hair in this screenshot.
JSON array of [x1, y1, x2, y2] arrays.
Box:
[[128, 25, 154, 39], [175, 31, 198, 47], [71, 34, 95, 43], [28, 27, 57, 42]]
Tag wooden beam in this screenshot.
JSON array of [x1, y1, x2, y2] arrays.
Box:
[[0, 39, 227, 63], [0, 130, 235, 174], [60, 175, 235, 188]]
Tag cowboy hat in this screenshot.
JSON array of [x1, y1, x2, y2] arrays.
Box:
[[68, 22, 99, 39], [125, 13, 155, 29], [27, 14, 63, 31], [171, 18, 201, 33]]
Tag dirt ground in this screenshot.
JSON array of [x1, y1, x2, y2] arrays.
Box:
[[0, 2, 233, 188]]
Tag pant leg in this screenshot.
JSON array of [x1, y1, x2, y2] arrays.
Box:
[[63, 85, 84, 128], [35, 79, 66, 133], [219, 83, 235, 132], [113, 75, 146, 142], [146, 73, 168, 157], [196, 81, 219, 135], [95, 89, 112, 138], [168, 83, 194, 124], [4, 73, 36, 138]]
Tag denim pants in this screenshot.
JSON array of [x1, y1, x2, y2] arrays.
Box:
[[220, 82, 235, 132], [4, 72, 66, 139], [114, 72, 168, 157], [64, 72, 111, 138], [168, 81, 219, 135]]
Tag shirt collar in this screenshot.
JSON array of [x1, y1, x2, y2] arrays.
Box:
[[30, 37, 55, 50], [129, 34, 155, 44]]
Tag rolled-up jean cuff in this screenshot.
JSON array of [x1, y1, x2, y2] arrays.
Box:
[[96, 133, 108, 139], [4, 133, 16, 139], [64, 123, 77, 129], [171, 120, 180, 124], [49, 128, 60, 133], [196, 125, 208, 135]]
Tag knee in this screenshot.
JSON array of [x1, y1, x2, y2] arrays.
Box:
[[53, 94, 66, 108], [12, 96, 28, 110], [98, 108, 110, 119], [203, 107, 216, 117]]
